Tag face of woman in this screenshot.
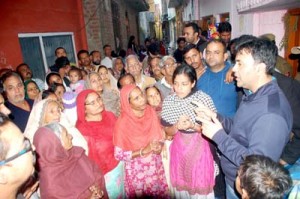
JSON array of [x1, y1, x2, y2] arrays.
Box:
[[129, 87, 146, 112], [89, 74, 103, 93], [61, 127, 73, 150], [115, 59, 124, 72], [173, 73, 195, 99], [98, 68, 109, 84], [26, 82, 39, 100], [55, 86, 65, 102], [85, 92, 104, 117], [146, 87, 161, 107], [43, 101, 61, 124]]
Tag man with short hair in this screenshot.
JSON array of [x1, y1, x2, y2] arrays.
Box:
[[183, 44, 206, 80], [173, 37, 186, 63], [218, 22, 232, 49], [183, 22, 207, 53], [77, 49, 95, 72], [195, 38, 293, 199], [236, 155, 292, 199], [2, 72, 34, 132], [199, 39, 238, 117], [16, 63, 45, 90], [149, 56, 163, 81], [55, 47, 67, 58], [101, 44, 114, 68], [0, 113, 35, 199], [89, 50, 101, 71], [125, 55, 156, 90]]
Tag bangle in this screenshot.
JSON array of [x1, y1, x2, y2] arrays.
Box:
[[139, 147, 145, 157]]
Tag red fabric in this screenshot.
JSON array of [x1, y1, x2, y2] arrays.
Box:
[[113, 85, 163, 151], [34, 126, 108, 199], [76, 89, 119, 174]]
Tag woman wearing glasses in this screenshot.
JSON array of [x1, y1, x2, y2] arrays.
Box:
[[0, 113, 35, 199], [76, 89, 124, 199], [33, 122, 108, 199]]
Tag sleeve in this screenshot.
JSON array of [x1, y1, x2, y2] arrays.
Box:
[[114, 146, 132, 161], [217, 114, 234, 134], [212, 113, 290, 166]]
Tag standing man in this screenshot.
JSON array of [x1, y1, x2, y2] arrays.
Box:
[[199, 39, 238, 117], [101, 44, 114, 68], [217, 22, 232, 49], [195, 38, 292, 198], [183, 44, 206, 80], [2, 72, 34, 132], [16, 63, 45, 90], [183, 22, 207, 53], [90, 50, 102, 71], [173, 37, 186, 64], [77, 50, 95, 72]]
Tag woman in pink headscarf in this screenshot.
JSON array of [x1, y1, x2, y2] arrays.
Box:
[[114, 84, 169, 198]]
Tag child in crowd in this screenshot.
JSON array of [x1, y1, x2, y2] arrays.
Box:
[[236, 155, 292, 199], [69, 67, 85, 95]]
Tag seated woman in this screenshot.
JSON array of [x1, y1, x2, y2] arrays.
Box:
[[33, 122, 108, 199], [24, 80, 40, 100], [76, 89, 124, 198], [161, 63, 217, 198], [24, 99, 88, 154], [98, 65, 120, 116], [114, 84, 169, 198]]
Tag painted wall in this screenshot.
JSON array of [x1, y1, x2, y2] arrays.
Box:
[[0, 0, 87, 70], [199, 0, 231, 17]]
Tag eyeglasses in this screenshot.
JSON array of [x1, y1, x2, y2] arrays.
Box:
[[0, 138, 35, 166], [85, 97, 102, 106]]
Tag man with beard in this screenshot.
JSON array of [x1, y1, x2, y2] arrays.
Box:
[[77, 49, 95, 72], [2, 72, 33, 132], [16, 63, 45, 90], [90, 50, 102, 71]]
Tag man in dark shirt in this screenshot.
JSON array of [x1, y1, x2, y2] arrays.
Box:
[[183, 22, 207, 53], [173, 37, 185, 64]]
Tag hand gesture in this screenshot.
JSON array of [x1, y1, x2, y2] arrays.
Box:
[[176, 115, 194, 131]]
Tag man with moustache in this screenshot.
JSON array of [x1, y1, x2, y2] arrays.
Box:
[[16, 63, 45, 90], [90, 50, 102, 71], [77, 50, 95, 72], [2, 72, 33, 132]]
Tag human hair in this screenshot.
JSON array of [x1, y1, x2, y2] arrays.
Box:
[[217, 22, 232, 33], [117, 73, 135, 90], [97, 65, 108, 73], [0, 113, 12, 161], [184, 22, 200, 34], [144, 38, 151, 44], [55, 47, 66, 56], [89, 50, 100, 56], [1, 71, 23, 92], [41, 90, 55, 100], [236, 38, 277, 74], [45, 72, 61, 86], [68, 67, 82, 79], [16, 63, 29, 73], [145, 85, 162, 99], [159, 56, 176, 68], [234, 35, 257, 50], [172, 62, 197, 85], [207, 39, 227, 53], [49, 82, 66, 93], [55, 57, 70, 68], [103, 44, 111, 50], [77, 49, 89, 60], [182, 43, 200, 57], [118, 49, 126, 58], [44, 122, 64, 140], [177, 37, 185, 44], [239, 155, 292, 199], [125, 55, 140, 67]]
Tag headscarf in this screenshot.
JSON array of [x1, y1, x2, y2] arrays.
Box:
[[113, 85, 163, 151], [76, 89, 119, 174], [24, 80, 40, 99], [34, 124, 108, 199], [84, 72, 101, 90]]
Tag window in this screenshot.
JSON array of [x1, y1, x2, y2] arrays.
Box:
[[18, 33, 77, 80]]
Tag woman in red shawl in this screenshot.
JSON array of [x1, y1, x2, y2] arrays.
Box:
[[114, 84, 169, 198], [76, 89, 124, 199], [33, 122, 107, 199]]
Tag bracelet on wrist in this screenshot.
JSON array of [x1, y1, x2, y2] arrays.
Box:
[[139, 147, 145, 157]]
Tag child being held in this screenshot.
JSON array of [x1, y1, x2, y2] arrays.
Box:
[[69, 67, 85, 95]]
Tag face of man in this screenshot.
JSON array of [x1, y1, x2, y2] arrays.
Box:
[[233, 50, 258, 92], [4, 76, 25, 104], [17, 65, 32, 81], [126, 57, 142, 77], [184, 48, 203, 70], [178, 40, 186, 49], [183, 26, 198, 44], [220, 31, 231, 46], [149, 58, 161, 77], [104, 46, 112, 57], [55, 49, 67, 58], [205, 42, 228, 71], [78, 52, 91, 67], [90, 52, 101, 65]]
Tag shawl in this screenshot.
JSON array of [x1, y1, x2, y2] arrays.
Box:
[[76, 89, 119, 174], [113, 84, 163, 151], [34, 126, 108, 199]]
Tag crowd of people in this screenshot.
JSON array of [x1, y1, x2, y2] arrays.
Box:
[[0, 21, 299, 199]]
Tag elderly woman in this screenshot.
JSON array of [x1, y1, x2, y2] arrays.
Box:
[[76, 89, 124, 199], [34, 122, 108, 199], [24, 99, 88, 153], [161, 64, 217, 198], [114, 84, 169, 198]]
